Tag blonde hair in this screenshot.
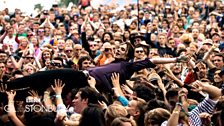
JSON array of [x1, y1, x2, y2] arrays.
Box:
[[144, 108, 170, 126], [105, 104, 128, 126]]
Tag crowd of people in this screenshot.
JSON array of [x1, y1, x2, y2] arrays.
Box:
[[0, 0, 224, 125]]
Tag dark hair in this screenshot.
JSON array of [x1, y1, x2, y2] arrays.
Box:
[[123, 42, 134, 60], [12, 70, 24, 76], [135, 44, 149, 56], [165, 88, 179, 100], [25, 111, 56, 126], [52, 57, 64, 65], [133, 84, 155, 102], [77, 56, 92, 70], [146, 99, 169, 111], [101, 32, 113, 43], [79, 86, 99, 104], [214, 52, 224, 62], [79, 104, 106, 126]]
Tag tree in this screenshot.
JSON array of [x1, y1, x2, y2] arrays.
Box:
[[59, 0, 79, 7]]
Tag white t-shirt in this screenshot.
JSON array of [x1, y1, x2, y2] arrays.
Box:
[[3, 36, 18, 52]]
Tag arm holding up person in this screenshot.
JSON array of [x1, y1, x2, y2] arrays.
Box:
[[150, 55, 190, 64], [0, 84, 25, 126], [188, 81, 222, 125]]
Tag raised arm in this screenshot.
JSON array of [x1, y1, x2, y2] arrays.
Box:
[[6, 90, 25, 126]]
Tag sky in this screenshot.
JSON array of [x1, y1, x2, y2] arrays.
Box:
[[0, 0, 55, 15], [0, 0, 138, 16]]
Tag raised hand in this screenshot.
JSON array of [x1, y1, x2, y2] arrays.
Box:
[[111, 72, 120, 87], [28, 90, 39, 98], [0, 83, 7, 93], [98, 100, 107, 110], [190, 80, 205, 92], [51, 79, 65, 95], [6, 90, 16, 101], [88, 76, 96, 88]]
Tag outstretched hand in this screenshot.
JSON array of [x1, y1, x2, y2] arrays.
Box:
[[176, 55, 191, 63], [51, 79, 65, 95]]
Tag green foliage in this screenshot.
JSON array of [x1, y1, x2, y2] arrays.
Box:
[[59, 0, 79, 7], [34, 3, 43, 11]]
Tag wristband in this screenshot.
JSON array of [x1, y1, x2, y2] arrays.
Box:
[[55, 94, 61, 99], [8, 100, 14, 103], [173, 110, 180, 114], [117, 96, 129, 106], [44, 91, 50, 95]]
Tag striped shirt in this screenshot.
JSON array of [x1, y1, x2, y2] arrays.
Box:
[[161, 96, 218, 126]]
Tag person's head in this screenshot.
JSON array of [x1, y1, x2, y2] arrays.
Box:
[[102, 32, 113, 43], [57, 39, 65, 51], [72, 86, 99, 114], [23, 63, 37, 75], [89, 41, 99, 52], [170, 62, 182, 75], [78, 56, 92, 70], [74, 44, 82, 57], [192, 21, 200, 29], [191, 28, 199, 40], [64, 46, 74, 58], [144, 108, 170, 126], [111, 117, 137, 126], [23, 53, 35, 64], [166, 88, 179, 111], [195, 60, 208, 79], [48, 57, 64, 70], [30, 36, 39, 47], [114, 42, 134, 60], [158, 34, 167, 46], [214, 69, 222, 85], [126, 98, 146, 126], [79, 104, 106, 126], [105, 104, 128, 125], [19, 37, 29, 47], [134, 46, 146, 60], [212, 53, 224, 69], [167, 38, 176, 49], [102, 42, 113, 56], [0, 51, 8, 63], [41, 50, 53, 63]]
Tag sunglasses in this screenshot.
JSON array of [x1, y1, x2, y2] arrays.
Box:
[[25, 57, 34, 60], [38, 30, 45, 32], [104, 48, 112, 52], [65, 50, 73, 53], [50, 61, 62, 67], [90, 44, 97, 47], [75, 49, 82, 51], [27, 34, 33, 37], [135, 50, 144, 53]]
